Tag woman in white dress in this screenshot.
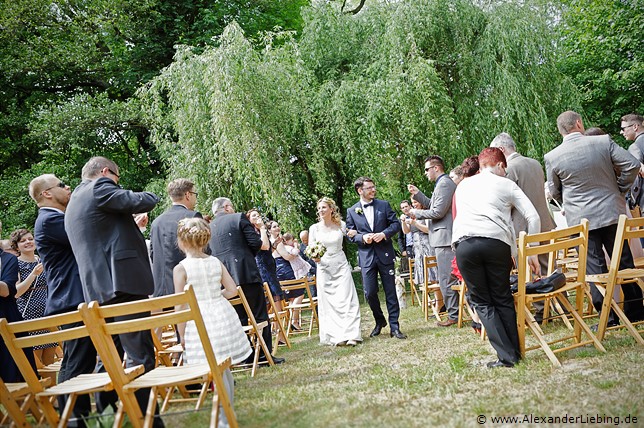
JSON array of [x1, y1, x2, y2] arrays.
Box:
[[309, 197, 362, 346]]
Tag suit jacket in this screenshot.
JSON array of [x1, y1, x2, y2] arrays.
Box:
[[346, 199, 401, 267], [545, 133, 639, 230], [150, 204, 202, 297], [34, 207, 85, 315], [505, 152, 556, 234], [412, 174, 456, 247], [627, 133, 644, 207], [64, 177, 159, 303], [209, 212, 262, 285]]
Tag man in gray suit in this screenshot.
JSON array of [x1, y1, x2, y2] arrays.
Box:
[[623, 114, 644, 218], [65, 156, 163, 425], [150, 178, 201, 297], [408, 155, 459, 326], [545, 111, 644, 326], [491, 132, 557, 322]]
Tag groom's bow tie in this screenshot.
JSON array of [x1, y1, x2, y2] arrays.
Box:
[[362, 202, 374, 208]]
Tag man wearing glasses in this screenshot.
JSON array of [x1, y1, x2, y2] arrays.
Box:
[[150, 178, 203, 298], [408, 155, 459, 327], [65, 156, 163, 426], [29, 174, 98, 425], [624, 114, 644, 214]]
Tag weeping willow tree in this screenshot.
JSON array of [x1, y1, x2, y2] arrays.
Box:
[[139, 0, 580, 231]]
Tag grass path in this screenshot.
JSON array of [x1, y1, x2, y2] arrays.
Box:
[[174, 290, 643, 427]]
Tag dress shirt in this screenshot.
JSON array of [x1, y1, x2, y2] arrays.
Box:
[[361, 199, 375, 230]]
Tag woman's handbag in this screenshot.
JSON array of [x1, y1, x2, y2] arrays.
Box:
[[510, 271, 566, 294]]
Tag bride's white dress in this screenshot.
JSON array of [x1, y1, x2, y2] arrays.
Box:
[[309, 222, 362, 345]]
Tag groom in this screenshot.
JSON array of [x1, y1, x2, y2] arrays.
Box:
[[346, 177, 405, 339]]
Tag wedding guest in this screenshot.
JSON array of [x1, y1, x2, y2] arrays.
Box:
[[1, 239, 18, 256], [150, 178, 202, 298], [283, 233, 313, 279], [269, 221, 305, 331], [10, 228, 59, 366], [546, 111, 643, 326], [246, 209, 286, 345], [173, 218, 251, 427], [401, 201, 436, 288], [299, 230, 317, 296], [449, 166, 464, 186], [309, 197, 362, 346], [209, 198, 283, 364], [0, 220, 36, 382], [453, 147, 540, 368], [65, 156, 162, 423], [29, 173, 98, 424], [397, 200, 415, 274], [409, 155, 459, 327]]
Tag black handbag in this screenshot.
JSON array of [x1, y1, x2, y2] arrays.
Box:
[[510, 271, 566, 294]]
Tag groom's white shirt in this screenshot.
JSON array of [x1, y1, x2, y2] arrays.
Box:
[[361, 198, 374, 230]]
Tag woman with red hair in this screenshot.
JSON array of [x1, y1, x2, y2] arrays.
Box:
[[451, 147, 540, 368]]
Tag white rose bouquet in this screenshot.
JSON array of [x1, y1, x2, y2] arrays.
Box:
[[305, 241, 327, 259]]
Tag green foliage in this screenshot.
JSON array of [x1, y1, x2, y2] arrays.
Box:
[[141, 0, 578, 232], [557, 0, 644, 136]]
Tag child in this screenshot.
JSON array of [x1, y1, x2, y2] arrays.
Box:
[[282, 233, 312, 279], [173, 218, 251, 428]]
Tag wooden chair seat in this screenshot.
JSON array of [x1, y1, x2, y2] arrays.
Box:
[[515, 219, 606, 367], [40, 366, 144, 397], [79, 285, 238, 428]]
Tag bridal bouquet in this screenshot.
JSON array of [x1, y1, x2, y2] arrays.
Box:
[[305, 241, 327, 259]]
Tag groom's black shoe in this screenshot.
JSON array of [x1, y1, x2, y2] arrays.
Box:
[[370, 322, 387, 337], [390, 329, 407, 339]]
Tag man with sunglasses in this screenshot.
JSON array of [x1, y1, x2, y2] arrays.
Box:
[[29, 174, 99, 426], [65, 156, 164, 426], [408, 155, 459, 327]]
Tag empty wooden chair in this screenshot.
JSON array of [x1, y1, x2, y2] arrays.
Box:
[[0, 309, 144, 428], [79, 284, 236, 428], [280, 278, 318, 337], [263, 283, 291, 353], [585, 214, 644, 344], [407, 258, 422, 306], [515, 219, 606, 367], [420, 255, 443, 321], [229, 286, 274, 377]]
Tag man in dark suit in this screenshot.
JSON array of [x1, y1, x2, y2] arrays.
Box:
[[64, 157, 163, 425], [29, 173, 99, 426], [545, 111, 644, 326], [346, 177, 405, 339], [209, 197, 284, 364], [150, 178, 201, 297], [409, 155, 459, 326]]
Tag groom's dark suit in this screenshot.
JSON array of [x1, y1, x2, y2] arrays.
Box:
[[346, 199, 401, 331]]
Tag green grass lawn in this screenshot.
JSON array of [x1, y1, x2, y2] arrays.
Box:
[[160, 284, 643, 428]]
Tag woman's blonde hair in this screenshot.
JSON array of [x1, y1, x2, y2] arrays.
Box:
[[317, 197, 342, 225], [176, 217, 210, 251]]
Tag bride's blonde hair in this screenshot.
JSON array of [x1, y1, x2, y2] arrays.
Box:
[[317, 197, 342, 226]]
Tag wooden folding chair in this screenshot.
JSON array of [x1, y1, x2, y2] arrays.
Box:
[[79, 285, 236, 428], [420, 255, 443, 321], [0, 376, 51, 428], [263, 283, 291, 353], [516, 219, 606, 367], [585, 214, 644, 344], [280, 278, 318, 337], [407, 258, 422, 306], [0, 310, 144, 428], [229, 286, 274, 377]]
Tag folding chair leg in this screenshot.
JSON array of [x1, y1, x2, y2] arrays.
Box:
[[557, 296, 606, 352], [115, 402, 126, 427], [57, 393, 78, 428], [524, 307, 562, 367]]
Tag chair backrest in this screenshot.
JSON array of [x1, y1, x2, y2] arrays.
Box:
[[606, 214, 644, 284], [228, 286, 265, 335], [279, 277, 312, 297], [79, 285, 220, 397], [517, 219, 589, 297], [0, 309, 88, 426], [422, 255, 438, 286]]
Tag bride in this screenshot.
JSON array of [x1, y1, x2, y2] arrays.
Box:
[[309, 197, 362, 346]]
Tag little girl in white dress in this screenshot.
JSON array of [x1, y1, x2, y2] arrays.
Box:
[[173, 217, 251, 428]]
